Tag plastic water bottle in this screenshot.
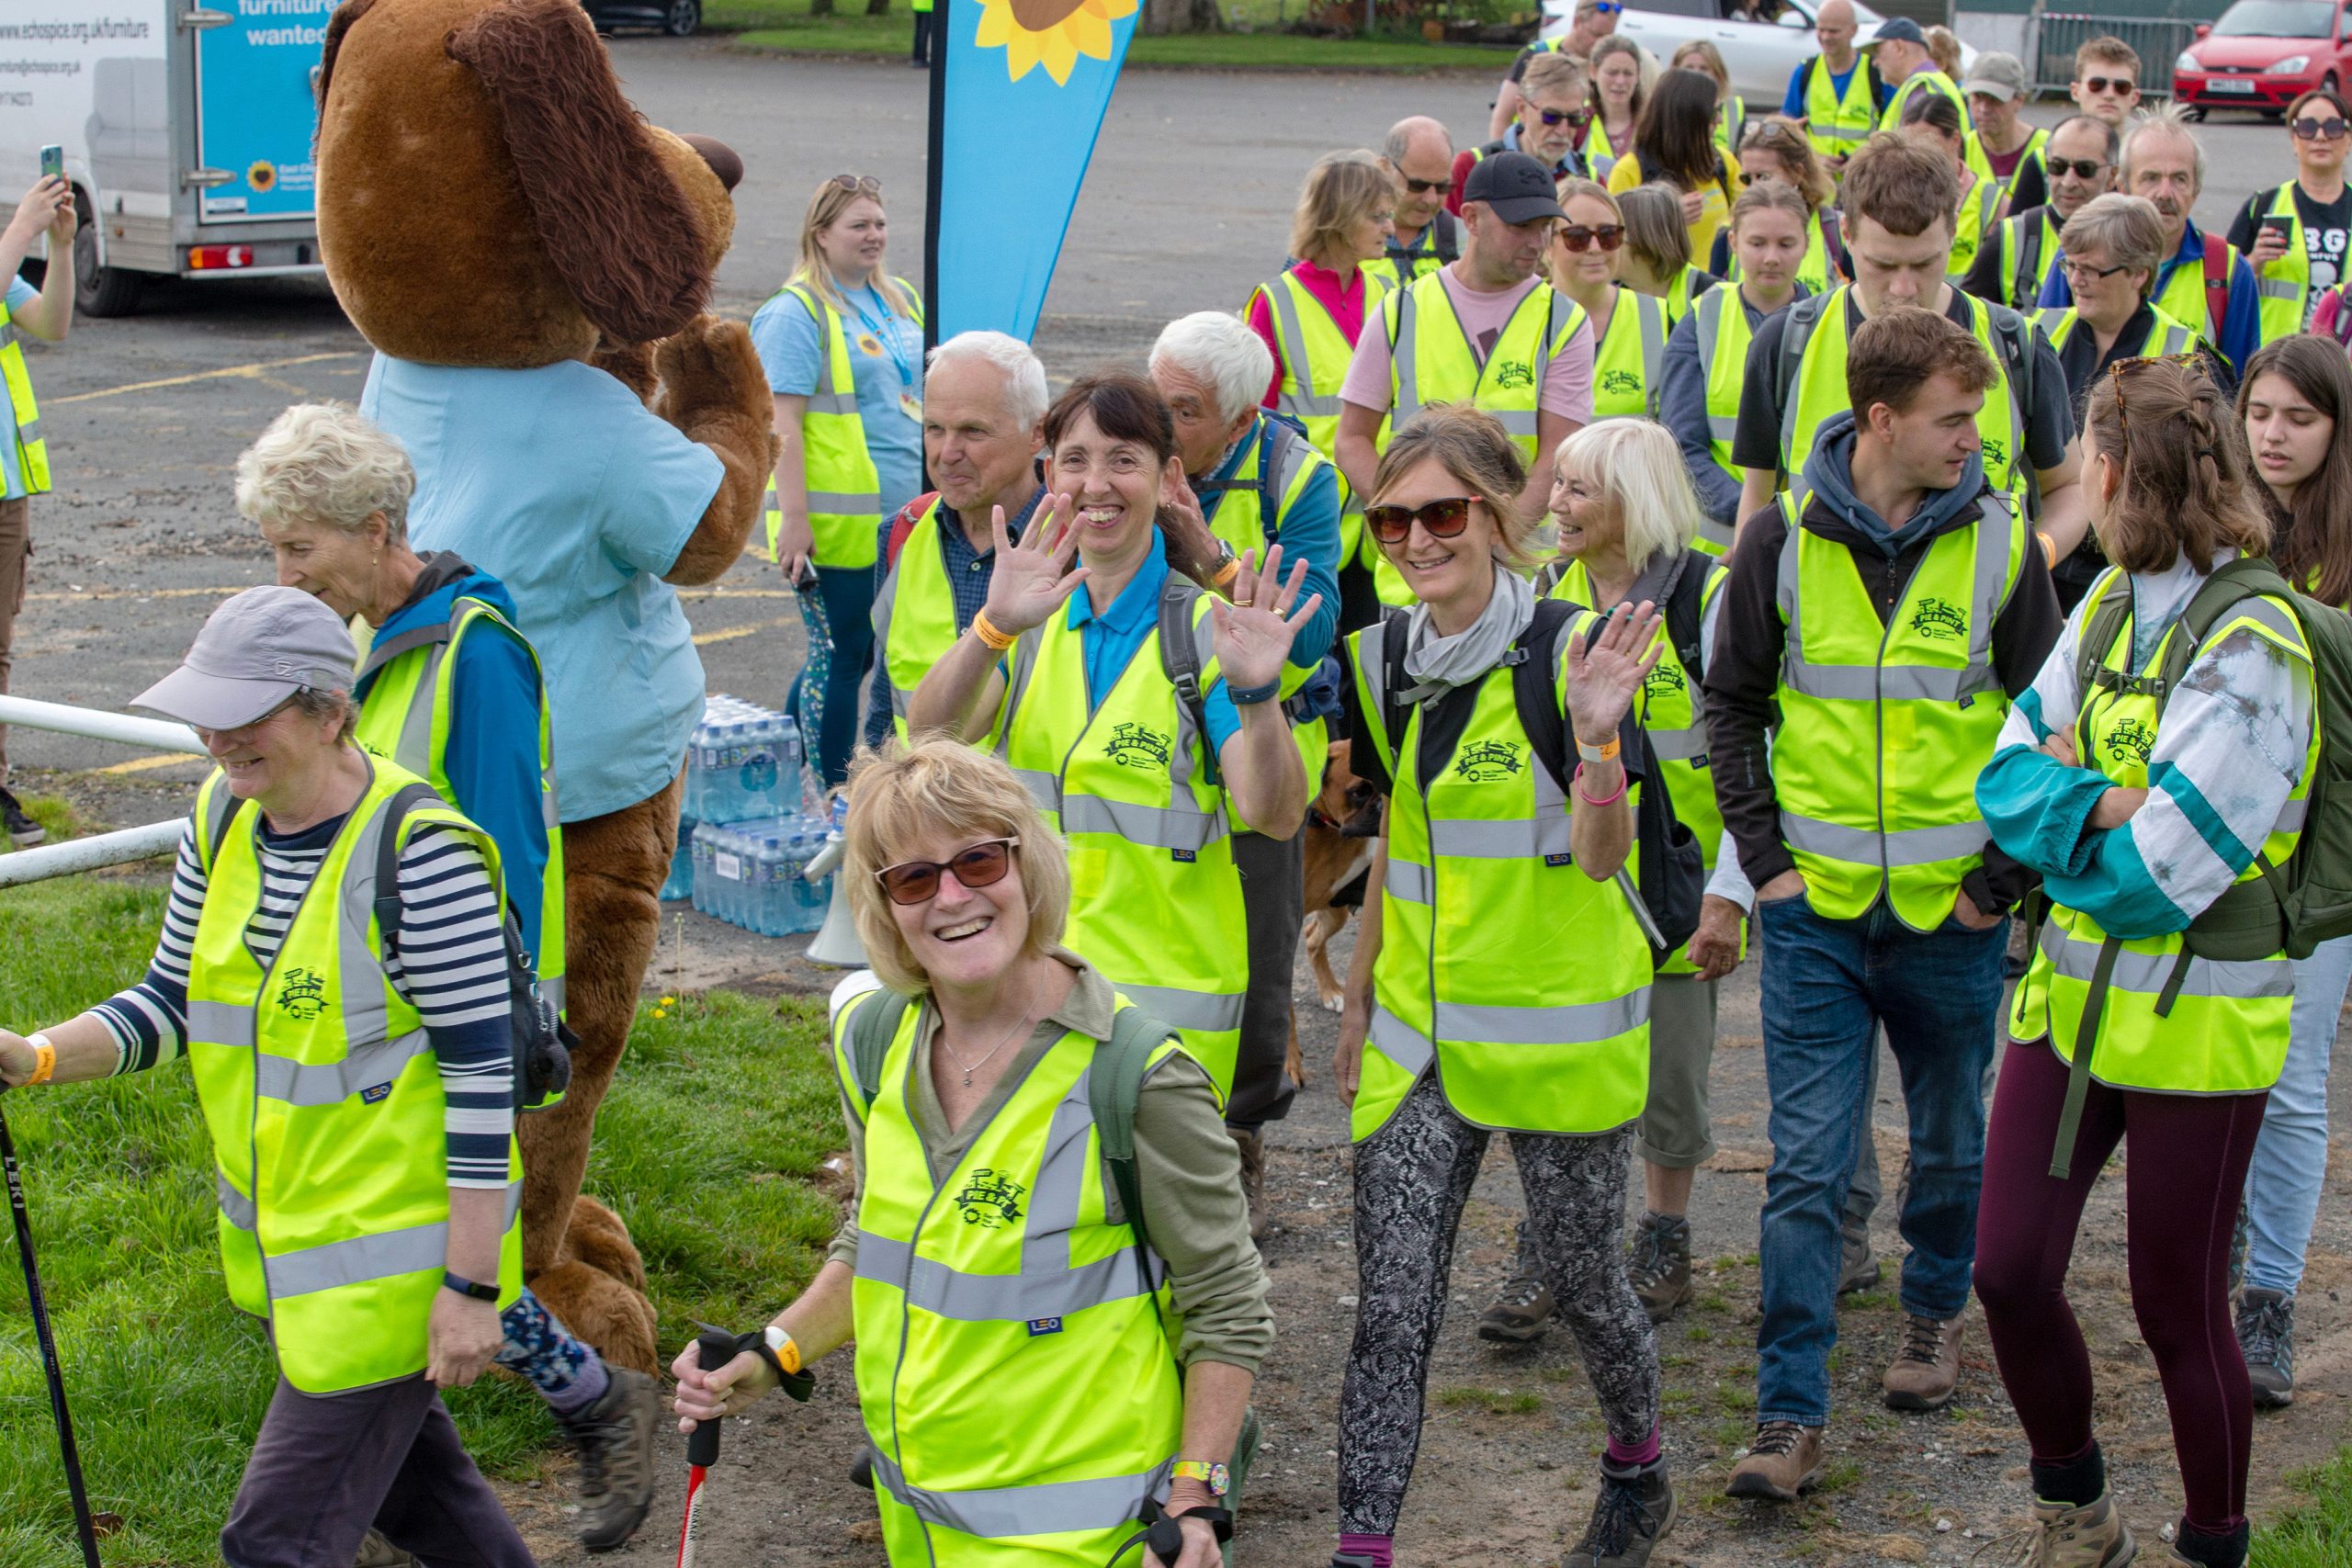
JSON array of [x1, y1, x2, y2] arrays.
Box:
[[787, 824, 831, 933], [777, 716, 806, 807], [661, 816, 696, 902]]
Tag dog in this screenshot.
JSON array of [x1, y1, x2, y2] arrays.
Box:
[[1300, 739, 1383, 1043]]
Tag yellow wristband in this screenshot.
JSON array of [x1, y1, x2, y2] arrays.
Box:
[[27, 1032, 55, 1086], [969, 608, 1018, 652], [1211, 557, 1242, 592]]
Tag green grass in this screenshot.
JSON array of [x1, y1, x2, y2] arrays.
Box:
[[0, 873, 842, 1568], [2256, 1448, 2352, 1567]]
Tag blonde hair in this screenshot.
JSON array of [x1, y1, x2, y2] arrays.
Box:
[[1522, 51, 1589, 104], [1290, 149, 1396, 272], [1371, 406, 1540, 571], [790, 176, 917, 320], [1924, 25, 1962, 78], [1737, 118, 1834, 211], [236, 401, 415, 545], [1669, 39, 1730, 88], [842, 739, 1071, 997], [1554, 420, 1705, 569], [1617, 183, 1691, 280]]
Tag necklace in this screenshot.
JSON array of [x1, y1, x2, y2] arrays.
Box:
[[936, 1007, 1033, 1089]]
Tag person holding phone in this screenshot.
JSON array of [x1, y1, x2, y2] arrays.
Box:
[[0, 166, 71, 850], [2227, 88, 2351, 343]]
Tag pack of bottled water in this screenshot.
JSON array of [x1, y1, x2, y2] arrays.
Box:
[[685, 694, 805, 828], [690, 815, 834, 937], [660, 816, 696, 902]]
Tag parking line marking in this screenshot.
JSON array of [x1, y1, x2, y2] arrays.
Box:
[[691, 615, 797, 647], [51, 352, 365, 406], [94, 751, 204, 776]]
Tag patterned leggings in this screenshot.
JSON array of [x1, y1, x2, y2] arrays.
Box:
[[1339, 1072, 1659, 1536], [495, 1288, 607, 1416]]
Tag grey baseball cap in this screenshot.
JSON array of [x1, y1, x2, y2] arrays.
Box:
[[1962, 52, 2028, 101], [134, 585, 357, 730]]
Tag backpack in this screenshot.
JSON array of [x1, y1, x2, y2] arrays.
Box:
[[1801, 54, 1889, 119], [881, 491, 940, 574], [1155, 578, 1221, 785], [1189, 412, 1312, 551], [2199, 233, 2235, 338], [1375, 596, 1704, 963]]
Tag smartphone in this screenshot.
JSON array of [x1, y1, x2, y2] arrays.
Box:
[[37, 145, 61, 184], [2262, 214, 2294, 244]]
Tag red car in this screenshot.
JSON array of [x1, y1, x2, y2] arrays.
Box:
[[2176, 0, 2352, 116]]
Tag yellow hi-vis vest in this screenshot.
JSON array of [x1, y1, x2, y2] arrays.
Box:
[[1366, 210, 1460, 294], [1777, 288, 2027, 499], [2252, 182, 2316, 343], [1721, 208, 1837, 296], [1713, 96, 1747, 160], [1993, 206, 2063, 311], [2009, 568, 2313, 1093], [1344, 608, 1652, 1142], [834, 989, 1185, 1565], [1802, 52, 1880, 163], [1584, 117, 1624, 182], [352, 593, 565, 1012], [2152, 238, 2233, 348], [1879, 67, 1965, 133], [870, 493, 962, 741], [761, 278, 925, 571], [1589, 287, 1668, 422], [1689, 280, 1781, 557], [1948, 176, 2006, 285], [1253, 268, 1389, 570], [1770, 487, 2028, 929], [2030, 304, 2203, 365], [0, 295, 48, 495], [1980, 126, 2048, 206], [995, 586, 1248, 1094], [188, 761, 524, 1395], [1368, 270, 1589, 607], [1548, 554, 1734, 976]]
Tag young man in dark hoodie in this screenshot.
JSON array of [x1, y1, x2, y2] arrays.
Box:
[[1706, 310, 2064, 1503]]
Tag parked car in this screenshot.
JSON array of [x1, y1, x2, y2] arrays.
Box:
[[582, 0, 701, 35], [2174, 0, 2352, 117], [1541, 0, 1973, 106]]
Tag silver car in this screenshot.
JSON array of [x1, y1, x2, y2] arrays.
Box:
[[1543, 0, 1975, 108]]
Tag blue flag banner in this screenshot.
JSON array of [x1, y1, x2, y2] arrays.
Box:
[[930, 0, 1137, 342]]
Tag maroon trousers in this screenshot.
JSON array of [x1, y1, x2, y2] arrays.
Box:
[[1974, 1038, 2268, 1536]]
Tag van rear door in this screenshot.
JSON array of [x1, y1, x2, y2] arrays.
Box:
[[191, 1, 322, 222]]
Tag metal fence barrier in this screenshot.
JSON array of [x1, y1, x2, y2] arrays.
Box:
[[0, 695, 203, 889], [2031, 13, 2200, 96]]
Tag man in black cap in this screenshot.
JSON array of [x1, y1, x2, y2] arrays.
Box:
[[1336, 150, 1594, 550], [1868, 17, 1966, 133]]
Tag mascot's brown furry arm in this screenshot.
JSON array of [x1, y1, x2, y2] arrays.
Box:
[[315, 0, 777, 1372]]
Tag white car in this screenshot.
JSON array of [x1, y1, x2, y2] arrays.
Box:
[[1542, 0, 1976, 109]]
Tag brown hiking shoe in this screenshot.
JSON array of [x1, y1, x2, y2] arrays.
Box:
[[559, 1365, 661, 1551], [1969, 1492, 2137, 1567], [1476, 1272, 1555, 1343], [1725, 1420, 1824, 1502], [1883, 1313, 1965, 1411], [1624, 1212, 1692, 1322], [1229, 1126, 1268, 1241]]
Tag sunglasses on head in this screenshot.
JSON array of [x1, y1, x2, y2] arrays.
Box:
[[1399, 175, 1449, 195], [874, 838, 1019, 906], [1536, 106, 1594, 128], [1555, 221, 1625, 252], [2292, 115, 2350, 140], [1364, 496, 1482, 545], [2081, 75, 2135, 95], [1590, 1, 1622, 12], [830, 174, 883, 195], [2047, 156, 2109, 180]]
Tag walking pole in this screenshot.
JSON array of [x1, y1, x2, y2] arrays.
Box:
[[673, 1325, 741, 1568], [0, 1095, 105, 1568]]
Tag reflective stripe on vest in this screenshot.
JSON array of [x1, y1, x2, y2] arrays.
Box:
[[1878, 68, 1963, 133], [1590, 288, 1667, 421], [188, 762, 523, 1394], [1781, 289, 2025, 496], [1803, 53, 1878, 156], [1948, 177, 2004, 284], [994, 592, 1248, 1093], [1257, 271, 1378, 574], [1690, 281, 1755, 554], [0, 310, 48, 495], [870, 495, 957, 737], [1999, 209, 2060, 312], [1585, 116, 1623, 181], [760, 279, 924, 570], [2031, 305, 2202, 366], [2152, 247, 2228, 347], [1770, 490, 2024, 929], [1344, 611, 1652, 1142], [2254, 182, 2313, 344]]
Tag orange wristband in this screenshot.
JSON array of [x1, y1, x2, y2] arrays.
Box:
[[969, 609, 1018, 651], [1574, 732, 1620, 763], [27, 1033, 55, 1086], [1212, 557, 1242, 592], [2037, 530, 2056, 565]]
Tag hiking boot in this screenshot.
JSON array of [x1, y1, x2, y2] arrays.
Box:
[[2237, 1287, 2296, 1410], [355, 1532, 416, 1568], [0, 786, 43, 847], [1883, 1314, 1964, 1411], [1838, 1216, 1881, 1295], [1476, 1272, 1554, 1343], [1624, 1212, 1692, 1322], [1725, 1420, 1824, 1502], [1563, 1457, 1675, 1567], [1229, 1125, 1269, 1242], [1968, 1492, 2137, 1567], [557, 1365, 660, 1552]]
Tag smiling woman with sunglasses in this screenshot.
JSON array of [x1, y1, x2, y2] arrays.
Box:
[[673, 739, 1270, 1568], [1547, 178, 1668, 421], [2227, 86, 2350, 341], [1329, 406, 1674, 1568]]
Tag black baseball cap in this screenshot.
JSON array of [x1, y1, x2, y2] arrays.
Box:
[[1460, 151, 1566, 226]]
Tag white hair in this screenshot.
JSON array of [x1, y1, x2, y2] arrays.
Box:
[[1149, 311, 1274, 427], [925, 330, 1048, 430], [2121, 105, 2206, 193], [1555, 420, 1706, 569], [235, 402, 415, 545]]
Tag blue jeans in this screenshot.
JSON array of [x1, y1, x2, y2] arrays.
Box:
[[1753, 895, 2006, 1427], [2243, 932, 2352, 1296]]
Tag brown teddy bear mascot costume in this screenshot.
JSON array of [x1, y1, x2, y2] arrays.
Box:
[[314, 0, 773, 1426]]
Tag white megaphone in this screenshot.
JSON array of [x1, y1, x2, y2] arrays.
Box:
[[803, 832, 866, 967]]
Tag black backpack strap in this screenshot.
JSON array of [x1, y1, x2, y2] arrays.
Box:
[[371, 782, 447, 964], [1157, 578, 1219, 787], [844, 988, 912, 1109], [1508, 598, 1579, 799], [1658, 548, 1707, 682], [1378, 605, 1413, 775], [1433, 208, 1460, 265]]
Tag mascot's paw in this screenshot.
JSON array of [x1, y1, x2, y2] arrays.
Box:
[[653, 315, 772, 437], [592, 336, 661, 405], [531, 1258, 660, 1376], [565, 1193, 651, 1294]]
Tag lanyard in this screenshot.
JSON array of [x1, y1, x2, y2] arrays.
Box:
[[848, 287, 918, 390]]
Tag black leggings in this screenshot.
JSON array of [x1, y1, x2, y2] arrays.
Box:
[[1338, 1072, 1659, 1535]]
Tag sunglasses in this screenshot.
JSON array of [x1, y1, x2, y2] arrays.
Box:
[[1555, 221, 1625, 252], [2080, 75, 2135, 95], [2107, 352, 2207, 435], [2292, 116, 2350, 140], [830, 174, 883, 195], [1591, 1, 1622, 12], [874, 838, 1019, 906], [1536, 107, 1594, 129], [1365, 496, 1482, 544], [1399, 175, 1449, 195], [2046, 156, 2109, 180]]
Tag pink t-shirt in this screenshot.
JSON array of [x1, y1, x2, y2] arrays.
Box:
[[1338, 266, 1596, 426], [1247, 260, 1374, 408]]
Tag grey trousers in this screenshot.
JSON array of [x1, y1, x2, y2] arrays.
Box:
[[1228, 826, 1304, 1127]]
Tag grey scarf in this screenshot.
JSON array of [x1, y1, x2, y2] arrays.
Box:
[[1399, 565, 1536, 702]]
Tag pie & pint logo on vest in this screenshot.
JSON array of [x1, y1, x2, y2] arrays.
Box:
[[1453, 739, 1525, 783], [2104, 716, 2157, 766], [277, 966, 329, 1021], [1492, 359, 1536, 390], [1600, 368, 1642, 398], [1909, 596, 1966, 642], [1103, 721, 1172, 771], [953, 1168, 1027, 1228]]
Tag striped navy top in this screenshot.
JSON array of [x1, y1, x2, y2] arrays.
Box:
[[92, 808, 517, 1189]]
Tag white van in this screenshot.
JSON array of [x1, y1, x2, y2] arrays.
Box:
[[0, 2, 323, 315]]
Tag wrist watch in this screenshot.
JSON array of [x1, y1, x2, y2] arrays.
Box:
[[1170, 1459, 1230, 1497], [442, 1271, 499, 1303]]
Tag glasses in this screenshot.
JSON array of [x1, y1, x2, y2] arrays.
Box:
[[830, 174, 882, 195], [874, 838, 1020, 906], [2080, 75, 2136, 95], [1399, 175, 1449, 195], [2047, 157, 2109, 180], [2292, 116, 2350, 140], [1555, 222, 1625, 252], [1535, 107, 1593, 129], [1364, 496, 1482, 544], [2063, 257, 2132, 283]]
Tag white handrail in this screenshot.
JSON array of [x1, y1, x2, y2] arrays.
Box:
[[0, 820, 184, 888], [0, 694, 202, 754]]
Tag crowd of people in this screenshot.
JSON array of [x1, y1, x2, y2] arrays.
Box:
[[2, 12, 2352, 1568]]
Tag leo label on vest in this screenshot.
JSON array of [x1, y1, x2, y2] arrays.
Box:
[[1027, 1316, 1064, 1337], [362, 1083, 392, 1105]]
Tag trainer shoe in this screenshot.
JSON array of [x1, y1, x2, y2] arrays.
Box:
[[0, 786, 44, 847], [1476, 1271, 1554, 1343], [1563, 1456, 1676, 1567], [1229, 1125, 1269, 1242], [1883, 1314, 1964, 1411], [2237, 1287, 2296, 1410], [1838, 1216, 1881, 1295], [1624, 1212, 1692, 1322], [355, 1532, 416, 1568], [557, 1365, 660, 1552], [1725, 1420, 1824, 1502], [1968, 1492, 2136, 1567]]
